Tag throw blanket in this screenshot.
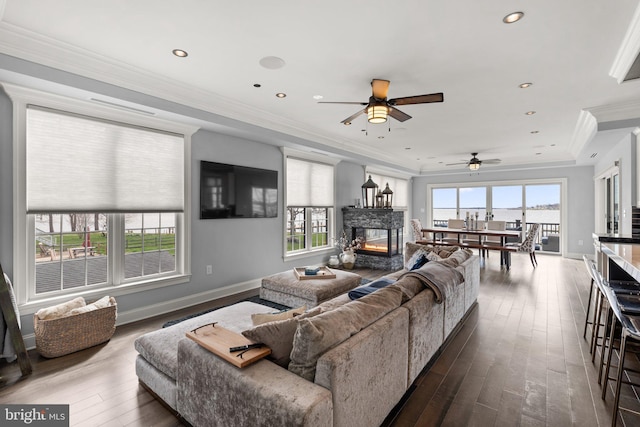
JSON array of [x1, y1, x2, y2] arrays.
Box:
[[0, 273, 19, 363], [399, 262, 464, 304]]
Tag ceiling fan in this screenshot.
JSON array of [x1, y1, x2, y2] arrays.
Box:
[[446, 153, 501, 171], [319, 79, 443, 125]]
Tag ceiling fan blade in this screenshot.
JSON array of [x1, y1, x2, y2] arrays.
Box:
[[388, 92, 444, 106], [318, 101, 368, 105], [371, 79, 390, 99], [445, 161, 470, 166], [482, 159, 501, 164], [340, 109, 366, 124], [388, 106, 412, 122]]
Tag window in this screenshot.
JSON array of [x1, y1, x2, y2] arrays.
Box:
[[428, 180, 564, 253], [6, 83, 197, 309], [285, 154, 335, 255]]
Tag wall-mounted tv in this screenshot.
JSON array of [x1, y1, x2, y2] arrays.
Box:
[[200, 160, 278, 219]]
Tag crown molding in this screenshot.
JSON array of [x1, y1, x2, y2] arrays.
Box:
[[0, 21, 409, 170], [568, 109, 597, 158], [586, 99, 640, 123], [610, 2, 640, 83]]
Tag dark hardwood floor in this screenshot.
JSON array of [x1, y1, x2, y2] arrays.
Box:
[[1, 253, 639, 426]]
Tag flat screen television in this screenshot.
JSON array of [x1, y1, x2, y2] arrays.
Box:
[[200, 160, 278, 219]]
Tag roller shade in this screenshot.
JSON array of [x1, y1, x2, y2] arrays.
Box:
[[286, 157, 334, 207], [26, 106, 184, 213], [367, 173, 408, 208]]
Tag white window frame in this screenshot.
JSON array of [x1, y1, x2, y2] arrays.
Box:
[[282, 148, 339, 260], [5, 83, 198, 313]]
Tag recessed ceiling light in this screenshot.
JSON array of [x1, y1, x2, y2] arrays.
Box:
[[344, 122, 351, 126], [519, 82, 533, 88], [525, 111, 536, 115], [313, 95, 323, 100], [531, 130, 539, 134], [550, 144, 556, 146], [378, 136, 385, 139], [503, 12, 524, 24], [172, 49, 188, 57], [536, 152, 542, 155], [253, 83, 261, 88], [275, 93, 286, 98], [405, 147, 411, 150]]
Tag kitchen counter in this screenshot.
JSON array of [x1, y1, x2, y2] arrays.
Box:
[[599, 242, 640, 282], [593, 232, 640, 245]]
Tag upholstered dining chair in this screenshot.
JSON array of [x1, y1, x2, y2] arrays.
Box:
[[444, 219, 466, 243], [409, 219, 423, 242], [507, 223, 541, 267]]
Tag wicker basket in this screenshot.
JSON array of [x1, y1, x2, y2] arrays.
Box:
[[34, 297, 117, 358]]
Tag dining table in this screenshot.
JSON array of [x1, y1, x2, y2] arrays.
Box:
[[419, 226, 522, 269]]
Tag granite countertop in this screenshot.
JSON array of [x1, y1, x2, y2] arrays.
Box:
[[593, 233, 640, 244], [600, 243, 640, 282]]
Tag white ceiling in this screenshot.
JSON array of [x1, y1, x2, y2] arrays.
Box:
[[1, 0, 640, 175]]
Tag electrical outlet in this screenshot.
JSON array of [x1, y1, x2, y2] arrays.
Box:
[[206, 265, 212, 275]]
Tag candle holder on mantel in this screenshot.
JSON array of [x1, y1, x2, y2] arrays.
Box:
[[382, 183, 393, 209], [375, 190, 384, 208], [361, 175, 379, 209]]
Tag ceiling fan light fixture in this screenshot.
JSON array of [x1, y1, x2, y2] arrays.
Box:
[[367, 104, 388, 124], [469, 162, 481, 171]]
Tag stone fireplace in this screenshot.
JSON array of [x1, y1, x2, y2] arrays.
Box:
[[342, 208, 404, 270]]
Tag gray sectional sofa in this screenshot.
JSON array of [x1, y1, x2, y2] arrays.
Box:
[[134, 243, 480, 427]]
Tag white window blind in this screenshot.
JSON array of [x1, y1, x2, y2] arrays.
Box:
[[286, 157, 334, 207], [26, 106, 184, 213], [368, 173, 408, 208]]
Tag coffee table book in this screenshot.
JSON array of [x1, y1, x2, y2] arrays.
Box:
[[293, 266, 337, 280], [185, 324, 271, 368]]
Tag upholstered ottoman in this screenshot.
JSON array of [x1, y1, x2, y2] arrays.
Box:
[[260, 269, 361, 308]]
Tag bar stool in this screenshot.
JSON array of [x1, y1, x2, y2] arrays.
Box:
[[597, 279, 640, 382], [583, 255, 598, 340], [598, 286, 640, 426]]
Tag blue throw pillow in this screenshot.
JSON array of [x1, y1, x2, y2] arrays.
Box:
[[410, 254, 429, 270], [348, 277, 396, 300]]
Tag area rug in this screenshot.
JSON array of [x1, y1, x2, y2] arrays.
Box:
[[162, 295, 289, 328], [162, 278, 371, 328]]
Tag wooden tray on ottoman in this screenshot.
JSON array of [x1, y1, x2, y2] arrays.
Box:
[[293, 267, 337, 280], [185, 323, 271, 368]]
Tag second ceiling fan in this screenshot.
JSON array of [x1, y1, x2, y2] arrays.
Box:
[[319, 79, 444, 125]]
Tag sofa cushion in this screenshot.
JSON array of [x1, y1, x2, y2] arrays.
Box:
[[288, 285, 404, 381], [242, 306, 323, 368], [135, 301, 273, 379], [392, 276, 425, 302]]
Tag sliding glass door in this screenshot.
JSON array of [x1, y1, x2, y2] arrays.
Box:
[[429, 181, 562, 253]]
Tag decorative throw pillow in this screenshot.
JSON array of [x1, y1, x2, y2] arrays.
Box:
[[289, 286, 404, 381], [251, 305, 306, 326], [404, 248, 429, 270], [35, 297, 86, 320], [437, 257, 459, 268], [242, 306, 322, 368], [426, 251, 442, 262], [348, 277, 396, 300], [69, 295, 112, 315], [448, 248, 472, 264]]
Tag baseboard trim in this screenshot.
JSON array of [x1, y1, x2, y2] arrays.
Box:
[[115, 278, 262, 326]]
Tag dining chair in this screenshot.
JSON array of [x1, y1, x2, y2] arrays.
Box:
[[444, 219, 465, 243], [506, 223, 540, 267], [485, 220, 506, 246], [409, 219, 423, 242]]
